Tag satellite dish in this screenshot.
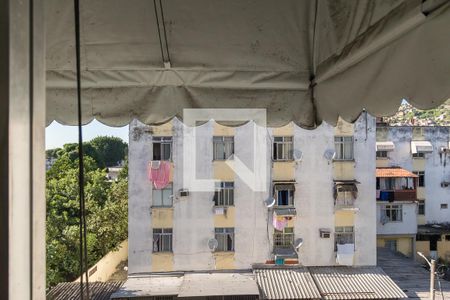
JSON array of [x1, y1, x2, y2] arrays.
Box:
[[324, 149, 336, 161], [208, 238, 218, 251], [293, 238, 303, 250], [293, 149, 303, 161], [264, 197, 276, 208]]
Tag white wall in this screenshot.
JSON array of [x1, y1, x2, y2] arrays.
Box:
[[376, 203, 417, 235], [128, 120, 153, 274], [381, 127, 450, 224], [353, 116, 377, 265]]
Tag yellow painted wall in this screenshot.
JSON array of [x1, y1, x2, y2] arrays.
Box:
[[417, 187, 425, 199], [151, 253, 174, 272], [335, 211, 355, 227], [378, 236, 413, 257], [333, 161, 355, 181], [213, 123, 235, 136], [152, 208, 173, 228], [273, 162, 295, 180], [437, 238, 450, 262], [416, 241, 430, 259], [213, 161, 235, 181], [152, 121, 173, 136], [214, 206, 235, 228], [272, 123, 293, 136], [213, 252, 235, 269], [412, 159, 426, 171], [417, 215, 426, 225], [376, 159, 390, 168], [334, 118, 354, 135]]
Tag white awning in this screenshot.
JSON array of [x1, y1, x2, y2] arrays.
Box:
[[376, 141, 395, 152], [411, 140, 433, 153], [178, 273, 259, 298], [45, 0, 450, 127]]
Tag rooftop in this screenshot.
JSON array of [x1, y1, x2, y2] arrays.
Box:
[[376, 167, 418, 178]]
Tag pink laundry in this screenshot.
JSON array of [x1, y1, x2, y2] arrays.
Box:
[[272, 214, 288, 231], [148, 161, 171, 189]]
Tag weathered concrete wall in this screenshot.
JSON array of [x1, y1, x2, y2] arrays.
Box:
[[378, 126, 450, 224], [353, 115, 377, 265], [128, 115, 378, 273], [376, 202, 417, 235], [128, 120, 153, 274]]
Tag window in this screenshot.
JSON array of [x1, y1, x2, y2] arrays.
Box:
[[376, 151, 388, 158], [335, 226, 354, 250], [214, 182, 234, 206], [274, 227, 294, 248], [152, 184, 173, 207], [213, 136, 234, 160], [334, 136, 354, 160], [273, 136, 293, 161], [336, 190, 355, 207], [382, 204, 403, 222], [441, 203, 448, 209], [215, 228, 234, 251], [274, 184, 294, 206], [445, 235, 450, 241], [153, 228, 173, 252], [412, 152, 425, 158], [413, 171, 425, 187], [153, 136, 172, 160], [418, 200, 425, 215]]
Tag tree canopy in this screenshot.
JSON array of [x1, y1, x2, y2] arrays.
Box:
[[46, 137, 128, 288]]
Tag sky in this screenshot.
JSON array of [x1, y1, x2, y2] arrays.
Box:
[[45, 120, 129, 149]]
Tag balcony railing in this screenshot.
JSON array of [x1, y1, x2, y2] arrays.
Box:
[[377, 189, 417, 201], [335, 198, 355, 209]]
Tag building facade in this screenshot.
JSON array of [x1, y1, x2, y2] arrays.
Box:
[[128, 115, 377, 274], [376, 125, 450, 260]]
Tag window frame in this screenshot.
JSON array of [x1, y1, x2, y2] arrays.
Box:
[[273, 136, 293, 161], [418, 200, 425, 215], [334, 226, 355, 251], [274, 184, 295, 207], [412, 152, 425, 158], [441, 203, 448, 209], [152, 184, 173, 208], [413, 171, 425, 187], [382, 204, 403, 222], [334, 136, 354, 161], [273, 227, 294, 249], [213, 136, 234, 160], [152, 136, 172, 161], [215, 227, 235, 252], [153, 228, 173, 253], [214, 181, 234, 206], [376, 150, 388, 158]]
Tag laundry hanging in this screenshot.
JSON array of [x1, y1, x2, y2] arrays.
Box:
[[272, 213, 288, 231], [148, 161, 171, 189]]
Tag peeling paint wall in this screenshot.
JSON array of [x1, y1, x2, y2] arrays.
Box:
[[128, 116, 377, 273]]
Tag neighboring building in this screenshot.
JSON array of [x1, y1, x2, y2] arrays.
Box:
[[376, 125, 450, 260], [127, 115, 377, 275]]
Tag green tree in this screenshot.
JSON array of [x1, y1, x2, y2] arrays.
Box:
[[46, 150, 128, 288], [90, 136, 128, 167]]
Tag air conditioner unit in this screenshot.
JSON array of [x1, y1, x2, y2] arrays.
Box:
[[179, 189, 189, 197], [319, 228, 331, 238], [214, 207, 227, 215]]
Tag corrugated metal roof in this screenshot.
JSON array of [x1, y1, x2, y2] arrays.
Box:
[[254, 268, 321, 299], [309, 266, 408, 299], [178, 273, 259, 297], [47, 281, 123, 300], [376, 167, 418, 178]]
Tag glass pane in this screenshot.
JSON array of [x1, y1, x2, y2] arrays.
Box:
[[162, 188, 172, 206], [153, 189, 162, 206], [153, 143, 161, 160], [162, 144, 171, 160]]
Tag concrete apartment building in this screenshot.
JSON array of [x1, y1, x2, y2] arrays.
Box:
[[375, 124, 450, 261], [127, 115, 377, 274], [112, 115, 412, 299]]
